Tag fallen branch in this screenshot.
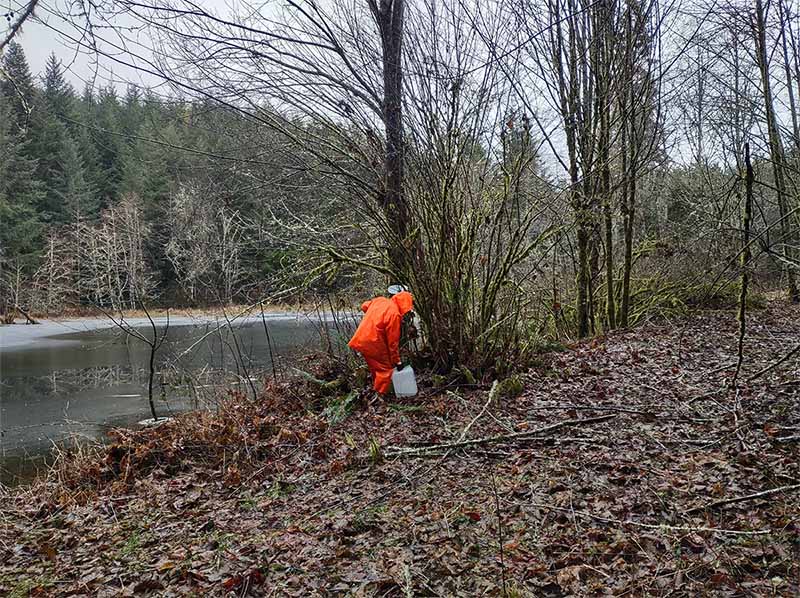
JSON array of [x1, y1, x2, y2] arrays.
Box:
[[385, 414, 616, 458], [688, 389, 726, 404], [686, 483, 800, 514], [398, 436, 613, 458], [732, 142, 753, 387], [533, 503, 773, 536], [13, 304, 37, 324], [747, 341, 800, 382], [457, 380, 498, 442], [525, 404, 655, 416]]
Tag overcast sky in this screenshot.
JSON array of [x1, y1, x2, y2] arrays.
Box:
[[8, 0, 166, 89], [5, 0, 781, 168]]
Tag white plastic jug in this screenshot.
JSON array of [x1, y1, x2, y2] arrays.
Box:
[[392, 365, 418, 397]]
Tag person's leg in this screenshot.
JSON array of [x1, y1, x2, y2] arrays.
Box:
[[364, 356, 394, 395], [372, 367, 394, 394]]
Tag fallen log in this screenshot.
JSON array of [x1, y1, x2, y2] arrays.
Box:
[[14, 304, 38, 325], [384, 414, 616, 458]]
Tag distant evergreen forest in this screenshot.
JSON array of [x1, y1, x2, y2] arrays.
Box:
[[0, 42, 330, 314]]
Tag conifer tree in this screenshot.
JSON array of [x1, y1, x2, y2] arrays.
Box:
[[93, 85, 124, 204], [0, 95, 43, 283], [0, 41, 36, 132], [74, 84, 104, 210], [119, 120, 174, 210], [41, 53, 76, 121], [120, 84, 143, 140], [29, 100, 71, 224], [58, 134, 96, 222]]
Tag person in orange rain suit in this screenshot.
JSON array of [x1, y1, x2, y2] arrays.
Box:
[[348, 290, 414, 394]]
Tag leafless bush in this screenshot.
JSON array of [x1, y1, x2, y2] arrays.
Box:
[[78, 193, 156, 310]]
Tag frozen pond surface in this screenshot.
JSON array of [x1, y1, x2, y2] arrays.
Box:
[[0, 313, 344, 485]]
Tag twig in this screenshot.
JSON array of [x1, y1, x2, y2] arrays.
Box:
[[260, 301, 279, 382], [688, 389, 726, 404], [457, 380, 498, 442], [731, 387, 749, 449], [775, 435, 800, 443], [706, 361, 736, 376], [385, 414, 616, 457], [685, 483, 800, 514]]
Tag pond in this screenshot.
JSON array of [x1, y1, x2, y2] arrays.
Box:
[[0, 313, 348, 486]]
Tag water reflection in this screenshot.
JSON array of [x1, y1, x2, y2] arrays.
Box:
[[0, 316, 335, 485]]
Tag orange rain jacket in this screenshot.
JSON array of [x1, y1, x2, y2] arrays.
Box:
[[348, 291, 414, 394]]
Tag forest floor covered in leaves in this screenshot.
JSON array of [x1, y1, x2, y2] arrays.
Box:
[[2, 303, 799, 596]]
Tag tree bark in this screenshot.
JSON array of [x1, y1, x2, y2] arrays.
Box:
[[576, 217, 592, 337], [733, 142, 754, 386], [779, 0, 800, 153], [598, 7, 615, 330], [619, 117, 632, 327], [753, 0, 799, 302], [370, 0, 412, 276]]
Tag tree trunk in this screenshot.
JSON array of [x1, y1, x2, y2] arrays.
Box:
[[754, 0, 799, 302], [576, 216, 592, 337], [619, 5, 633, 328], [372, 0, 412, 276], [600, 91, 614, 329], [597, 0, 614, 330], [621, 29, 640, 327], [733, 142, 754, 385], [779, 0, 800, 153], [619, 169, 631, 327]]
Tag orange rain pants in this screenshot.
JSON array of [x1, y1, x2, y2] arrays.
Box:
[[348, 291, 414, 394]]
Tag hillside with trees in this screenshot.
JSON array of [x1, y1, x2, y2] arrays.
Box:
[[0, 43, 345, 314]]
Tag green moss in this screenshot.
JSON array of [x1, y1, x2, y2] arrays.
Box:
[[322, 390, 358, 425], [531, 338, 567, 354], [680, 282, 766, 309], [3, 575, 54, 598], [431, 374, 447, 387], [460, 366, 477, 385], [267, 479, 296, 499], [498, 375, 524, 399]]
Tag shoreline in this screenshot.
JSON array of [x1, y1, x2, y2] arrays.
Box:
[[0, 310, 349, 352]]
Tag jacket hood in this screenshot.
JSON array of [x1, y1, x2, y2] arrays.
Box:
[[391, 291, 414, 316]]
